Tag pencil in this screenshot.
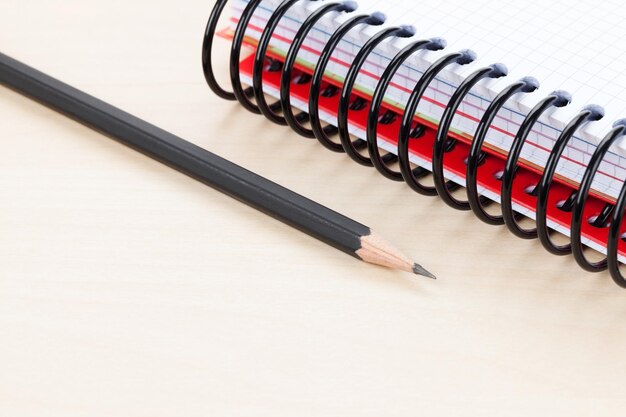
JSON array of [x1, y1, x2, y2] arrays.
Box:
[[0, 52, 435, 279]]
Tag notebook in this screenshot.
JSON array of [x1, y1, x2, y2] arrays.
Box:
[[205, 0, 626, 282]]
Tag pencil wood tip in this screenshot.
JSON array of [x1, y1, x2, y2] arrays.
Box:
[[413, 263, 436, 279], [356, 232, 435, 278]]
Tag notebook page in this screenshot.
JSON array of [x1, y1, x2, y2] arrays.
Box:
[[361, 0, 625, 135], [229, 0, 626, 201]]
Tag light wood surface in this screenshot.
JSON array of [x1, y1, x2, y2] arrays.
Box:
[[2, 1, 626, 415]]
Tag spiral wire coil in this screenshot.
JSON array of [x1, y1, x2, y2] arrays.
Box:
[[202, 0, 626, 287]]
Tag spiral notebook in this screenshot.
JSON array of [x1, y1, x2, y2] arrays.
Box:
[[206, 0, 626, 285]]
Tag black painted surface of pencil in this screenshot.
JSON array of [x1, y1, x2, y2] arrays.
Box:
[[0, 52, 433, 276]]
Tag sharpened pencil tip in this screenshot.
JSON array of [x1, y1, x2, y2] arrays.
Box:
[[357, 233, 437, 277], [413, 263, 436, 279]]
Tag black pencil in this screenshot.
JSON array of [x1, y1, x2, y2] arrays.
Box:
[[0, 52, 435, 278]]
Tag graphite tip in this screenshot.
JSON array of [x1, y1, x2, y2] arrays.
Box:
[[413, 263, 437, 280]]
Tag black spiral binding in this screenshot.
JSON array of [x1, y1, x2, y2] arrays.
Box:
[[432, 63, 508, 210], [253, 0, 305, 125], [397, 50, 475, 196], [535, 105, 604, 255], [338, 24, 416, 166], [570, 122, 626, 272], [230, 0, 268, 114], [203, 0, 626, 288], [608, 123, 626, 287], [466, 77, 539, 225], [280, 1, 355, 137], [309, 11, 385, 151], [366, 37, 444, 180], [501, 91, 572, 238]]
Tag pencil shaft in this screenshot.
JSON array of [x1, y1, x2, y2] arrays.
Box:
[[0, 52, 370, 256]]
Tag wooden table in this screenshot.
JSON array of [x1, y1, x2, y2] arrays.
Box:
[[1, 1, 625, 415]]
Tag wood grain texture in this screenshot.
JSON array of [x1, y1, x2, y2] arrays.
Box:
[[1, 1, 626, 416]]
